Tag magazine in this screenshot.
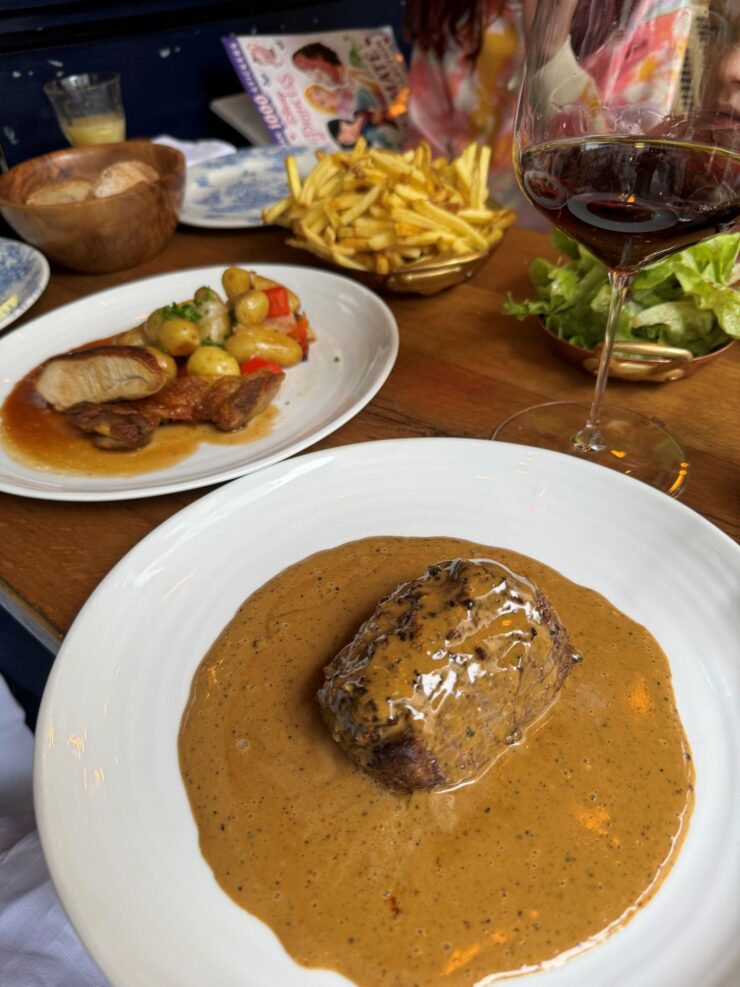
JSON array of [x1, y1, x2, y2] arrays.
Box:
[[222, 27, 409, 150]]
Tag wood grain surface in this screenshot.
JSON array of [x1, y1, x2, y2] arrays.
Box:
[[1, 225, 738, 636]]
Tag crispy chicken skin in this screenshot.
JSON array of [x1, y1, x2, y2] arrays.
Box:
[[318, 558, 580, 792], [65, 370, 284, 449]]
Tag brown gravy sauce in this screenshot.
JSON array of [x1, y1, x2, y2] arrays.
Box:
[[0, 367, 278, 477], [179, 536, 694, 986]]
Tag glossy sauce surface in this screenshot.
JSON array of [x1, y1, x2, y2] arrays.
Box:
[[179, 536, 693, 986], [0, 368, 278, 477]]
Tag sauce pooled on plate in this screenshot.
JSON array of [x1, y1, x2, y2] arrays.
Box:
[[179, 536, 693, 986]]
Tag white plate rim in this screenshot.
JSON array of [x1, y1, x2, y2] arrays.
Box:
[[32, 436, 740, 987], [0, 237, 50, 332], [0, 262, 398, 501], [179, 147, 316, 229]]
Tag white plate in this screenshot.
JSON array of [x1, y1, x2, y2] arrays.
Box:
[[34, 438, 740, 987], [0, 264, 398, 501], [180, 146, 316, 228], [0, 237, 49, 331]]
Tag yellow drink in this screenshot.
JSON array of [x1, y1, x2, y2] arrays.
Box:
[[63, 112, 126, 146]]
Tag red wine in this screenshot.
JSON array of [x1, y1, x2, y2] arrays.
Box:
[[518, 138, 740, 270]]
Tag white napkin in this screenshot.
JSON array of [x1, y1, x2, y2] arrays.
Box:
[[152, 135, 236, 167], [0, 676, 109, 987]]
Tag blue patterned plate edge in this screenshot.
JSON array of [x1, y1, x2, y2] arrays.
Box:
[[180, 146, 317, 229], [0, 238, 50, 332]]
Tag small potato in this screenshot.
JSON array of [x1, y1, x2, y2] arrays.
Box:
[[286, 289, 300, 314], [233, 290, 269, 326], [186, 346, 240, 377], [251, 274, 279, 291], [222, 266, 252, 300], [225, 326, 303, 367], [158, 318, 200, 357], [194, 285, 224, 306], [193, 285, 230, 343], [144, 346, 177, 381], [114, 325, 148, 347], [147, 299, 196, 342], [145, 307, 165, 343]]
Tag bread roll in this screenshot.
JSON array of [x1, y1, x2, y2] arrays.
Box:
[[92, 160, 159, 199], [26, 179, 92, 205]]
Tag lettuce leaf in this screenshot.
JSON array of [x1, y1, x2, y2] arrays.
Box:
[[502, 232, 740, 356]]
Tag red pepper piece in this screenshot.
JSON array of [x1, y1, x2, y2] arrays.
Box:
[[288, 314, 310, 356], [265, 286, 290, 318], [240, 356, 283, 375]]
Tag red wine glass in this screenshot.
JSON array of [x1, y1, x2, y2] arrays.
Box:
[[494, 0, 740, 494]]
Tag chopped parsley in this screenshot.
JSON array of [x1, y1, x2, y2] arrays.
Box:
[[161, 301, 200, 324]]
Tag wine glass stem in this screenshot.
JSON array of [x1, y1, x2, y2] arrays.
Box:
[[573, 269, 635, 453]]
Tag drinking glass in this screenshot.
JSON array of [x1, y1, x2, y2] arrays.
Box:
[[43, 72, 126, 146], [493, 0, 740, 494]]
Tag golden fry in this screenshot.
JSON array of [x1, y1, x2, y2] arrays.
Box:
[[263, 139, 515, 274], [397, 231, 453, 247], [322, 202, 343, 230], [369, 148, 413, 175], [413, 201, 489, 250], [458, 208, 499, 223], [336, 237, 371, 251], [394, 221, 426, 237], [353, 218, 394, 234], [329, 247, 368, 270], [340, 182, 385, 225], [349, 136, 368, 163], [394, 183, 427, 202], [285, 156, 302, 200], [262, 196, 291, 225], [332, 193, 362, 210], [375, 253, 390, 275], [368, 230, 396, 250], [473, 146, 492, 209]]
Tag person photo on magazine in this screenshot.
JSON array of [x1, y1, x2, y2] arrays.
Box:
[[295, 42, 402, 149], [291, 42, 348, 86]]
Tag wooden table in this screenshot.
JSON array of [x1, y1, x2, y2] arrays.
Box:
[[1, 225, 738, 649]]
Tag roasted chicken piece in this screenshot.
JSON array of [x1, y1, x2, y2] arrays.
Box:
[[35, 346, 167, 411], [318, 557, 580, 792], [65, 369, 284, 450]]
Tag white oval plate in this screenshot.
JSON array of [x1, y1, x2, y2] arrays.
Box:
[[0, 263, 398, 501], [0, 237, 49, 332], [34, 438, 739, 987], [180, 146, 316, 228]]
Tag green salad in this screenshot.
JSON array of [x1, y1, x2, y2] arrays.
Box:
[[503, 229, 740, 356]]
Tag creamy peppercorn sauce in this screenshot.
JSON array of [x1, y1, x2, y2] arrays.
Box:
[[179, 536, 694, 986]]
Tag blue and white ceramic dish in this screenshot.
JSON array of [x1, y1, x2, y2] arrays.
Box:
[[180, 146, 317, 229], [0, 238, 50, 332]]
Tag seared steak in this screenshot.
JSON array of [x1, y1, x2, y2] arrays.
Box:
[[65, 369, 283, 449], [318, 557, 580, 792]]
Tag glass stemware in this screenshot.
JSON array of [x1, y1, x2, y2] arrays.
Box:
[[494, 0, 740, 494]]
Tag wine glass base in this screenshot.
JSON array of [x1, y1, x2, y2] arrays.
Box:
[[492, 402, 688, 496]]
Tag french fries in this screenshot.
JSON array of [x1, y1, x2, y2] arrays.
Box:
[[263, 139, 515, 275]]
